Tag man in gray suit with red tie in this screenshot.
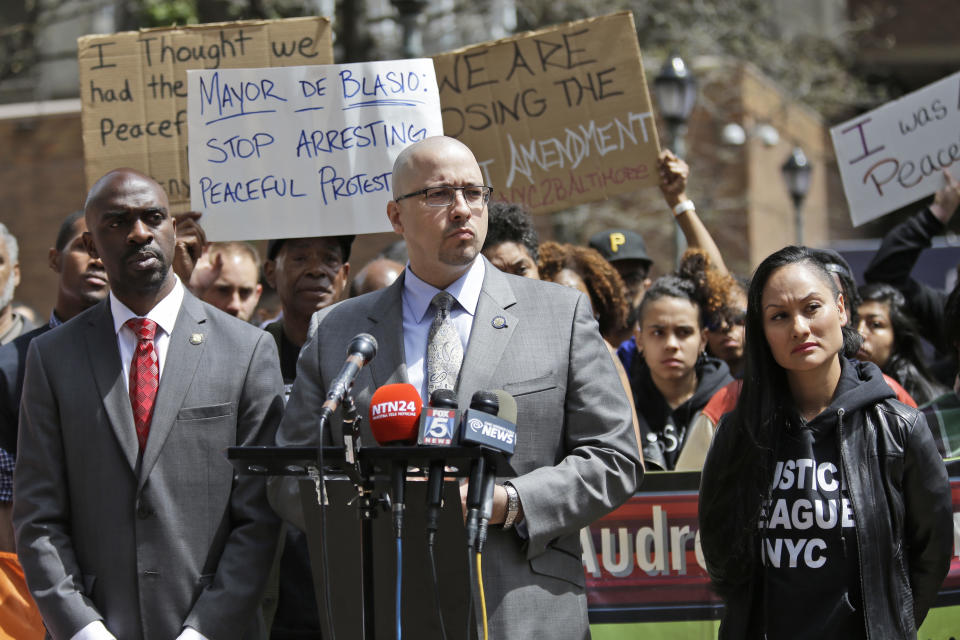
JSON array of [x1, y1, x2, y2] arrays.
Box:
[[269, 136, 642, 638], [14, 169, 285, 640]]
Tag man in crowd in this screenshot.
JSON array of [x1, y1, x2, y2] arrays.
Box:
[[0, 212, 100, 638], [269, 136, 642, 637], [260, 234, 352, 639], [349, 256, 403, 297], [589, 227, 652, 343], [0, 211, 109, 455], [262, 235, 353, 391], [0, 212, 109, 561], [0, 224, 32, 346], [190, 241, 263, 322], [14, 169, 284, 640], [482, 201, 541, 279]]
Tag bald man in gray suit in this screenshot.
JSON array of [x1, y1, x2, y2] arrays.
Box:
[[269, 137, 642, 639], [14, 170, 284, 640]]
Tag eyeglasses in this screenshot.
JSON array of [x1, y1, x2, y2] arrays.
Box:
[[706, 308, 747, 332], [394, 185, 493, 209]]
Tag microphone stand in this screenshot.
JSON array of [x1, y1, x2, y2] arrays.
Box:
[[342, 391, 380, 640]]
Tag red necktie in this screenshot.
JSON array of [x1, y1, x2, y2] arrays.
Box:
[[126, 318, 159, 452]]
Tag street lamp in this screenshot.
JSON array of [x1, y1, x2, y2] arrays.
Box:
[[391, 0, 429, 58], [653, 53, 697, 262], [781, 147, 812, 245]]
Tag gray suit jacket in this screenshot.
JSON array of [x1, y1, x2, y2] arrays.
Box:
[[269, 260, 642, 639], [13, 291, 285, 640]]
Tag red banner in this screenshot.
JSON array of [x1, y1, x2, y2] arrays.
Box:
[[585, 463, 960, 623]]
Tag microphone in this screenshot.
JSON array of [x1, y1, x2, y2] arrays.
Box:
[[477, 391, 518, 552], [461, 391, 500, 549], [418, 388, 460, 446], [420, 389, 460, 545], [369, 383, 422, 445], [320, 333, 378, 424], [369, 383, 422, 539]]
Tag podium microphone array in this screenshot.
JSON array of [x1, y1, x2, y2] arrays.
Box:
[[366, 383, 518, 640]]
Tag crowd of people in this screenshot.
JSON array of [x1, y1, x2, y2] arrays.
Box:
[[0, 137, 956, 638]]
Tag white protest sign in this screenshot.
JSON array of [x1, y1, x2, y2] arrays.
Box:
[[830, 71, 960, 226], [187, 59, 443, 240]]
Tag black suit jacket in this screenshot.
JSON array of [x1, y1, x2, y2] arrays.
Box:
[[14, 292, 285, 640], [0, 324, 50, 454]]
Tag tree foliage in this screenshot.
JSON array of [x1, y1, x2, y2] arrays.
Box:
[[515, 0, 887, 120]]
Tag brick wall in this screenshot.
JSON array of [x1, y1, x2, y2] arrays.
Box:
[[0, 109, 87, 318]]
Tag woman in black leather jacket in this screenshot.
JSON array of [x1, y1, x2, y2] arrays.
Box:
[[699, 246, 953, 639]]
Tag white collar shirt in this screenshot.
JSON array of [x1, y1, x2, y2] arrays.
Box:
[[109, 276, 185, 391], [402, 257, 485, 403]]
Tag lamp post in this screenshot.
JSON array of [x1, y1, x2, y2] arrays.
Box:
[[653, 54, 697, 263], [781, 147, 812, 246], [391, 0, 429, 58]]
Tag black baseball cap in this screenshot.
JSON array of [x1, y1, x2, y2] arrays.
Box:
[[588, 229, 652, 267]]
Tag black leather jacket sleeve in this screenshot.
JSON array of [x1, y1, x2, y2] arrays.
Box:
[[896, 404, 954, 625]]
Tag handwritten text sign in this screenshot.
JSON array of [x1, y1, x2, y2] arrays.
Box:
[[78, 17, 332, 211], [187, 59, 443, 241], [830, 71, 960, 226], [433, 12, 659, 215]]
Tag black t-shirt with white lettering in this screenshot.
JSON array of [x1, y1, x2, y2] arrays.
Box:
[[758, 415, 866, 639]]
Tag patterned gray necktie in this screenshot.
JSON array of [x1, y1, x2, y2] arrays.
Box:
[[426, 291, 463, 396]]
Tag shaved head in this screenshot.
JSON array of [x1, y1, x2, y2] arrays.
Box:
[[84, 168, 168, 219], [385, 136, 488, 289], [82, 168, 176, 315], [391, 136, 479, 198]]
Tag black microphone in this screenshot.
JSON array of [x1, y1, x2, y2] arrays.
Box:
[[319, 333, 378, 424], [477, 390, 518, 552], [420, 389, 460, 545], [462, 391, 500, 549]]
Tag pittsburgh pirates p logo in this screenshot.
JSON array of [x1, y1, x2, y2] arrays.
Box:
[[609, 232, 626, 254]]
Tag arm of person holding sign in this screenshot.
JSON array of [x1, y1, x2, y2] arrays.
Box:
[[863, 169, 960, 356], [172, 211, 207, 285], [658, 149, 730, 276]]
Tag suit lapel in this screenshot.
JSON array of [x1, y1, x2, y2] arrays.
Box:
[[458, 260, 518, 407], [86, 301, 139, 472], [365, 274, 408, 388], [138, 293, 206, 489]]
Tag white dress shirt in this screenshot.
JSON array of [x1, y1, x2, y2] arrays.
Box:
[[402, 258, 485, 402], [70, 620, 208, 640], [109, 277, 185, 389]]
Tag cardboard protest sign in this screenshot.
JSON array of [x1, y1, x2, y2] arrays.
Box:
[[78, 17, 332, 211], [432, 11, 660, 215], [830, 71, 960, 226], [187, 59, 443, 240]]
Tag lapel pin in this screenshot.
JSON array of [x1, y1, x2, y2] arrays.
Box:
[[491, 315, 507, 329], [190, 333, 204, 345]]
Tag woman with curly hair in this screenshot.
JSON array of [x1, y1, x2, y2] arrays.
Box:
[[625, 250, 734, 470], [537, 242, 629, 342], [538, 242, 643, 463], [699, 245, 952, 639], [855, 282, 947, 405], [704, 277, 748, 379]]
